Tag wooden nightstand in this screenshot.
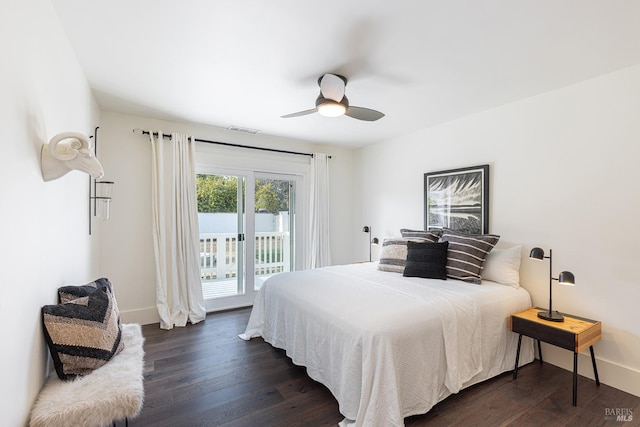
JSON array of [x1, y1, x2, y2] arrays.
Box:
[[510, 307, 601, 406]]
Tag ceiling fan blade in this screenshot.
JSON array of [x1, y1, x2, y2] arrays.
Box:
[[320, 74, 346, 102], [345, 106, 385, 121], [281, 108, 317, 118]]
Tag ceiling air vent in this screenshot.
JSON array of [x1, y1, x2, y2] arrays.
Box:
[[227, 125, 260, 135]]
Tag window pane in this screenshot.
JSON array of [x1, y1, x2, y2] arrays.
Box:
[[254, 177, 294, 290], [197, 174, 245, 299]]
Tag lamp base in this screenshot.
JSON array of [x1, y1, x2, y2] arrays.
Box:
[[537, 310, 565, 322]]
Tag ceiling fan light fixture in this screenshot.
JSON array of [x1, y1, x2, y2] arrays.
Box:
[[317, 100, 347, 117], [282, 75, 383, 121]]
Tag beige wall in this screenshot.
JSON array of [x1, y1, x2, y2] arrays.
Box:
[[1, 1, 101, 425], [97, 111, 356, 324], [355, 65, 640, 397]]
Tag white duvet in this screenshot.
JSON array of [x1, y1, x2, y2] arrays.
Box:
[[240, 262, 533, 426]]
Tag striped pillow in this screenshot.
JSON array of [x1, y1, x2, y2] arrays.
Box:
[[42, 280, 124, 380], [59, 277, 117, 305], [400, 228, 441, 242], [378, 237, 432, 273], [439, 229, 500, 283]]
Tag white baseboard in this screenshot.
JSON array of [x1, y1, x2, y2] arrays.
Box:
[[120, 306, 159, 326], [541, 344, 640, 398]]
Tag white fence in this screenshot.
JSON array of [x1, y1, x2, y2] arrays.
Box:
[[199, 232, 290, 281]]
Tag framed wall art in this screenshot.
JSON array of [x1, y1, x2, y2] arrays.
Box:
[[424, 164, 489, 234]]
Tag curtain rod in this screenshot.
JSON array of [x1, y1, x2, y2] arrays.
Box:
[[133, 128, 331, 158]]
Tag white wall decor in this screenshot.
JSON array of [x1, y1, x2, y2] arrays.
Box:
[[41, 132, 104, 181]]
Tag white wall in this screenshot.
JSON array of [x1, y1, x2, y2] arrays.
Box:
[[0, 1, 101, 425], [97, 111, 356, 325], [355, 65, 640, 397]]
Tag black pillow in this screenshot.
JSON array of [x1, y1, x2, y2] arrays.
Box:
[[403, 240, 449, 279]]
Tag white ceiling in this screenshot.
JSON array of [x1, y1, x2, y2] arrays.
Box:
[[51, 0, 640, 147]]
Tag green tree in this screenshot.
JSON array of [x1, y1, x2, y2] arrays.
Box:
[[197, 174, 238, 213], [255, 182, 279, 212], [197, 175, 291, 214], [256, 179, 290, 212]]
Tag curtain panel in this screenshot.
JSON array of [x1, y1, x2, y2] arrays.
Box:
[[307, 152, 331, 268], [149, 131, 206, 330]]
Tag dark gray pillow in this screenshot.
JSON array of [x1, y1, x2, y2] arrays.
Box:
[[439, 228, 500, 284], [400, 228, 441, 242], [403, 241, 449, 279]]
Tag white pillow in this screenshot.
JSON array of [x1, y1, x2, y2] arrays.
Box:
[[481, 245, 521, 287]]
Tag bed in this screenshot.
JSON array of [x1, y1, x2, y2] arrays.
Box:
[[240, 259, 534, 426]]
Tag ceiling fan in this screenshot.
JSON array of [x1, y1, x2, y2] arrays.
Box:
[[281, 73, 385, 121]]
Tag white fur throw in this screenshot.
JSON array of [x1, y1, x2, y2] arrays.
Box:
[[30, 323, 145, 427]]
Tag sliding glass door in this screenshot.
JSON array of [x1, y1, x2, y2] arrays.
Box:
[[197, 173, 249, 311], [196, 168, 300, 312], [254, 174, 296, 291]]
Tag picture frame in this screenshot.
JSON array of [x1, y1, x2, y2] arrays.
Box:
[[424, 164, 489, 234]]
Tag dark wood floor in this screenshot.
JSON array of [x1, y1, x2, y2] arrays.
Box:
[[132, 307, 639, 427]]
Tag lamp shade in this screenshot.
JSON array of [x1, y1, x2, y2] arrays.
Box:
[[317, 99, 347, 117], [372, 237, 379, 245], [558, 271, 575, 285], [529, 247, 545, 260], [362, 226, 370, 233]]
